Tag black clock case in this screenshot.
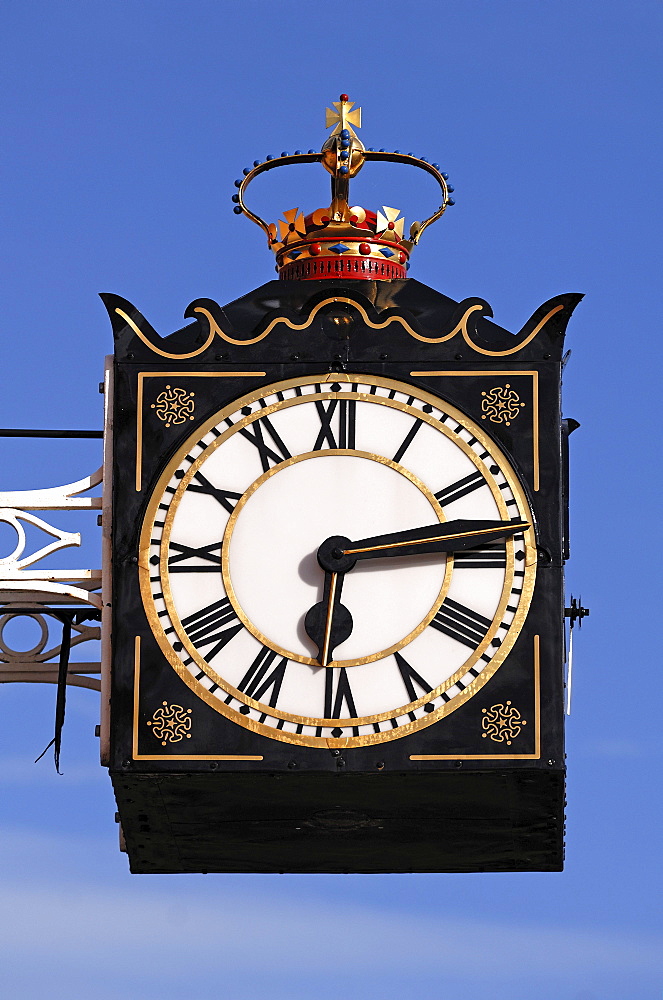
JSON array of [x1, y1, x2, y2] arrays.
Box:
[[105, 278, 581, 873]]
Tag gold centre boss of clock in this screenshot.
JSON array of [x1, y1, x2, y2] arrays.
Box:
[[140, 372, 536, 748]]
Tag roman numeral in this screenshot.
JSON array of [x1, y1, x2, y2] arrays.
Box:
[[239, 415, 291, 471], [453, 542, 507, 569], [324, 667, 357, 719], [187, 471, 242, 514], [430, 598, 492, 649], [168, 540, 222, 573], [238, 646, 288, 708], [434, 470, 486, 506], [394, 652, 433, 702], [181, 598, 242, 660], [312, 398, 356, 451], [392, 418, 424, 463]]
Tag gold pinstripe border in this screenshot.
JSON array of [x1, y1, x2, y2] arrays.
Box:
[[130, 633, 540, 761], [131, 636, 264, 761], [409, 634, 540, 760], [411, 371, 539, 491], [135, 371, 266, 492]]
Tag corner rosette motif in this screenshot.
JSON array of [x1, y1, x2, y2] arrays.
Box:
[[481, 384, 525, 426], [147, 702, 192, 745], [481, 701, 526, 745], [152, 385, 195, 428]]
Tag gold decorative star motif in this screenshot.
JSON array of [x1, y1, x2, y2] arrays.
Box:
[[147, 701, 193, 746], [481, 701, 527, 746], [151, 386, 195, 428], [481, 384, 526, 426]]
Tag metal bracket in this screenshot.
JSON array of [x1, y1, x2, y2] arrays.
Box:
[[0, 363, 111, 697], [0, 355, 115, 767], [564, 595, 589, 715], [564, 596, 590, 626], [0, 607, 101, 691]]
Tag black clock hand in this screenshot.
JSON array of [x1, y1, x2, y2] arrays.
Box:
[[304, 569, 353, 667], [316, 519, 530, 573], [306, 519, 529, 662]]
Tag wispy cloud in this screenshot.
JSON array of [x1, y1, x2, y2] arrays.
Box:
[[0, 826, 659, 996], [0, 756, 102, 785], [581, 739, 646, 758], [1, 878, 659, 977]]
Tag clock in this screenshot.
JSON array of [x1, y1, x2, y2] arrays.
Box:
[[105, 92, 578, 873], [140, 372, 537, 748]]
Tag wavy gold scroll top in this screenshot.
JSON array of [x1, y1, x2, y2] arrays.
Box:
[[116, 301, 565, 360]]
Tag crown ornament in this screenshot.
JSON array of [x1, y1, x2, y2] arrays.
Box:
[[231, 95, 455, 281]]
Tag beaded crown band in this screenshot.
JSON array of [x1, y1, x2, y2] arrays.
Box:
[[232, 95, 454, 281]]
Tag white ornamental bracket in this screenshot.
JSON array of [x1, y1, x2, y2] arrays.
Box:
[[0, 357, 113, 748], [0, 469, 103, 609]]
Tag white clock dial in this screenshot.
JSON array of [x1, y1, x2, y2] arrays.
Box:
[[140, 374, 536, 747]]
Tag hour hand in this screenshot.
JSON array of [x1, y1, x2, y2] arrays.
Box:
[[317, 519, 530, 571], [304, 569, 353, 667]]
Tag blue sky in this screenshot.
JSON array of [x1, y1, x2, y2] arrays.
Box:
[[0, 2, 661, 998]]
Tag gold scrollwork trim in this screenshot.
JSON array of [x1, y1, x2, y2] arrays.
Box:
[[194, 299, 563, 354], [117, 308, 216, 360], [194, 306, 278, 347], [461, 304, 563, 357], [194, 300, 480, 347], [120, 299, 564, 359]]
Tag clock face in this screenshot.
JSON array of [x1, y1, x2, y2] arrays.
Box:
[[140, 374, 536, 747]]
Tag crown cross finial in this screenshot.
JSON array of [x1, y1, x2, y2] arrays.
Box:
[[325, 94, 362, 138]]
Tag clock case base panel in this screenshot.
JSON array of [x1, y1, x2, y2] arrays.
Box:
[[106, 277, 579, 874], [112, 769, 565, 874]]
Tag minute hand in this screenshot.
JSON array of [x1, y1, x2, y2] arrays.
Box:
[[343, 519, 530, 561]]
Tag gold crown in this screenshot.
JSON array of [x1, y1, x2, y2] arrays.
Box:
[[232, 95, 454, 281]]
